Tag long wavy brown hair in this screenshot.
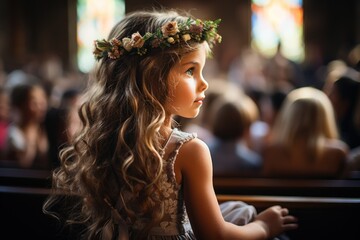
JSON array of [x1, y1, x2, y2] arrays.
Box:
[[43, 9, 206, 240]]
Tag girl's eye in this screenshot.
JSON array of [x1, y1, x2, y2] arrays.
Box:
[[185, 68, 194, 76]]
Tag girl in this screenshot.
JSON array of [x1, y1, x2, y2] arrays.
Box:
[[43, 9, 297, 240]]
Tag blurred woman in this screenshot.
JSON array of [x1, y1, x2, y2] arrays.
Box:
[[4, 82, 49, 169], [262, 87, 348, 178]]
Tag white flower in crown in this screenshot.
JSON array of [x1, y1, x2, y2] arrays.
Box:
[[167, 37, 175, 44], [182, 34, 191, 42], [122, 38, 132, 52]]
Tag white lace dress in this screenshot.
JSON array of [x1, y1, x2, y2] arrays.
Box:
[[121, 128, 256, 240]]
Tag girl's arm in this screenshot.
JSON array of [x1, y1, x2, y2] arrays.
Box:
[[176, 138, 297, 240]]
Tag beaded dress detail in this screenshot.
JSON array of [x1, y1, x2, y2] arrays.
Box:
[[129, 128, 197, 239]]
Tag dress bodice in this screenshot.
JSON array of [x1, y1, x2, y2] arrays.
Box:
[[128, 128, 197, 239]]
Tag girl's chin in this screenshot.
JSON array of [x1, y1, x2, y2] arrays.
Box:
[[174, 106, 202, 119], [187, 111, 200, 119]]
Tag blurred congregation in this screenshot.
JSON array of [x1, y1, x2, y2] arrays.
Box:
[[0, 0, 359, 180]]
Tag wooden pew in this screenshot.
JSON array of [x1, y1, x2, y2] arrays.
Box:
[[2, 185, 359, 240], [217, 194, 360, 208], [2, 168, 360, 239], [213, 177, 360, 197], [0, 167, 52, 188], [214, 176, 360, 240], [217, 194, 360, 240], [0, 185, 84, 240], [1, 186, 62, 239], [2, 168, 359, 198]]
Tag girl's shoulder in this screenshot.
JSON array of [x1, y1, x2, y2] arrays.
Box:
[[174, 129, 212, 183], [170, 128, 212, 184], [172, 128, 209, 152]]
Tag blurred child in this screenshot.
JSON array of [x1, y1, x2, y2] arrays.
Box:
[[207, 94, 263, 177]]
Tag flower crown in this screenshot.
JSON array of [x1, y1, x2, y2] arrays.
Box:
[[93, 18, 222, 61]]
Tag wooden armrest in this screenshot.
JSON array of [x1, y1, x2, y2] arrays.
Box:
[[217, 194, 360, 208], [213, 177, 360, 197]]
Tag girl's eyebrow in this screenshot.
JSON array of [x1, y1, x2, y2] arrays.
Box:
[[181, 61, 200, 66]]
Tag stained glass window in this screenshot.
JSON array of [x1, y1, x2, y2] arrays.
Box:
[[251, 0, 304, 62], [77, 0, 125, 73]]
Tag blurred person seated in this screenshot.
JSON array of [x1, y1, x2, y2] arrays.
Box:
[[263, 42, 305, 92], [3, 82, 50, 169], [263, 90, 288, 127], [326, 75, 360, 150], [45, 88, 82, 168], [321, 60, 354, 96], [228, 47, 267, 95], [345, 146, 360, 179], [0, 88, 10, 159], [0, 58, 7, 87], [262, 87, 349, 178], [250, 89, 288, 153], [207, 94, 263, 177]]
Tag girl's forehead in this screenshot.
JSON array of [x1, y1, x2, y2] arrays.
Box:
[[178, 44, 207, 64]]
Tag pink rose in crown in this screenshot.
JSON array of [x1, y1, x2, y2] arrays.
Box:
[[130, 32, 145, 48], [161, 21, 179, 37]]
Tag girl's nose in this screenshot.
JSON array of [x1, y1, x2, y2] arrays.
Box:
[[200, 75, 208, 92]]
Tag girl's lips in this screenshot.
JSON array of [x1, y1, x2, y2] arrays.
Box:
[[195, 97, 205, 104]]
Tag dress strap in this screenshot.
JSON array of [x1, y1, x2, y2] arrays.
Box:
[[166, 128, 196, 162], [162, 128, 196, 180]]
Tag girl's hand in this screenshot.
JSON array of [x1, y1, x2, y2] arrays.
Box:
[[254, 205, 298, 238]]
